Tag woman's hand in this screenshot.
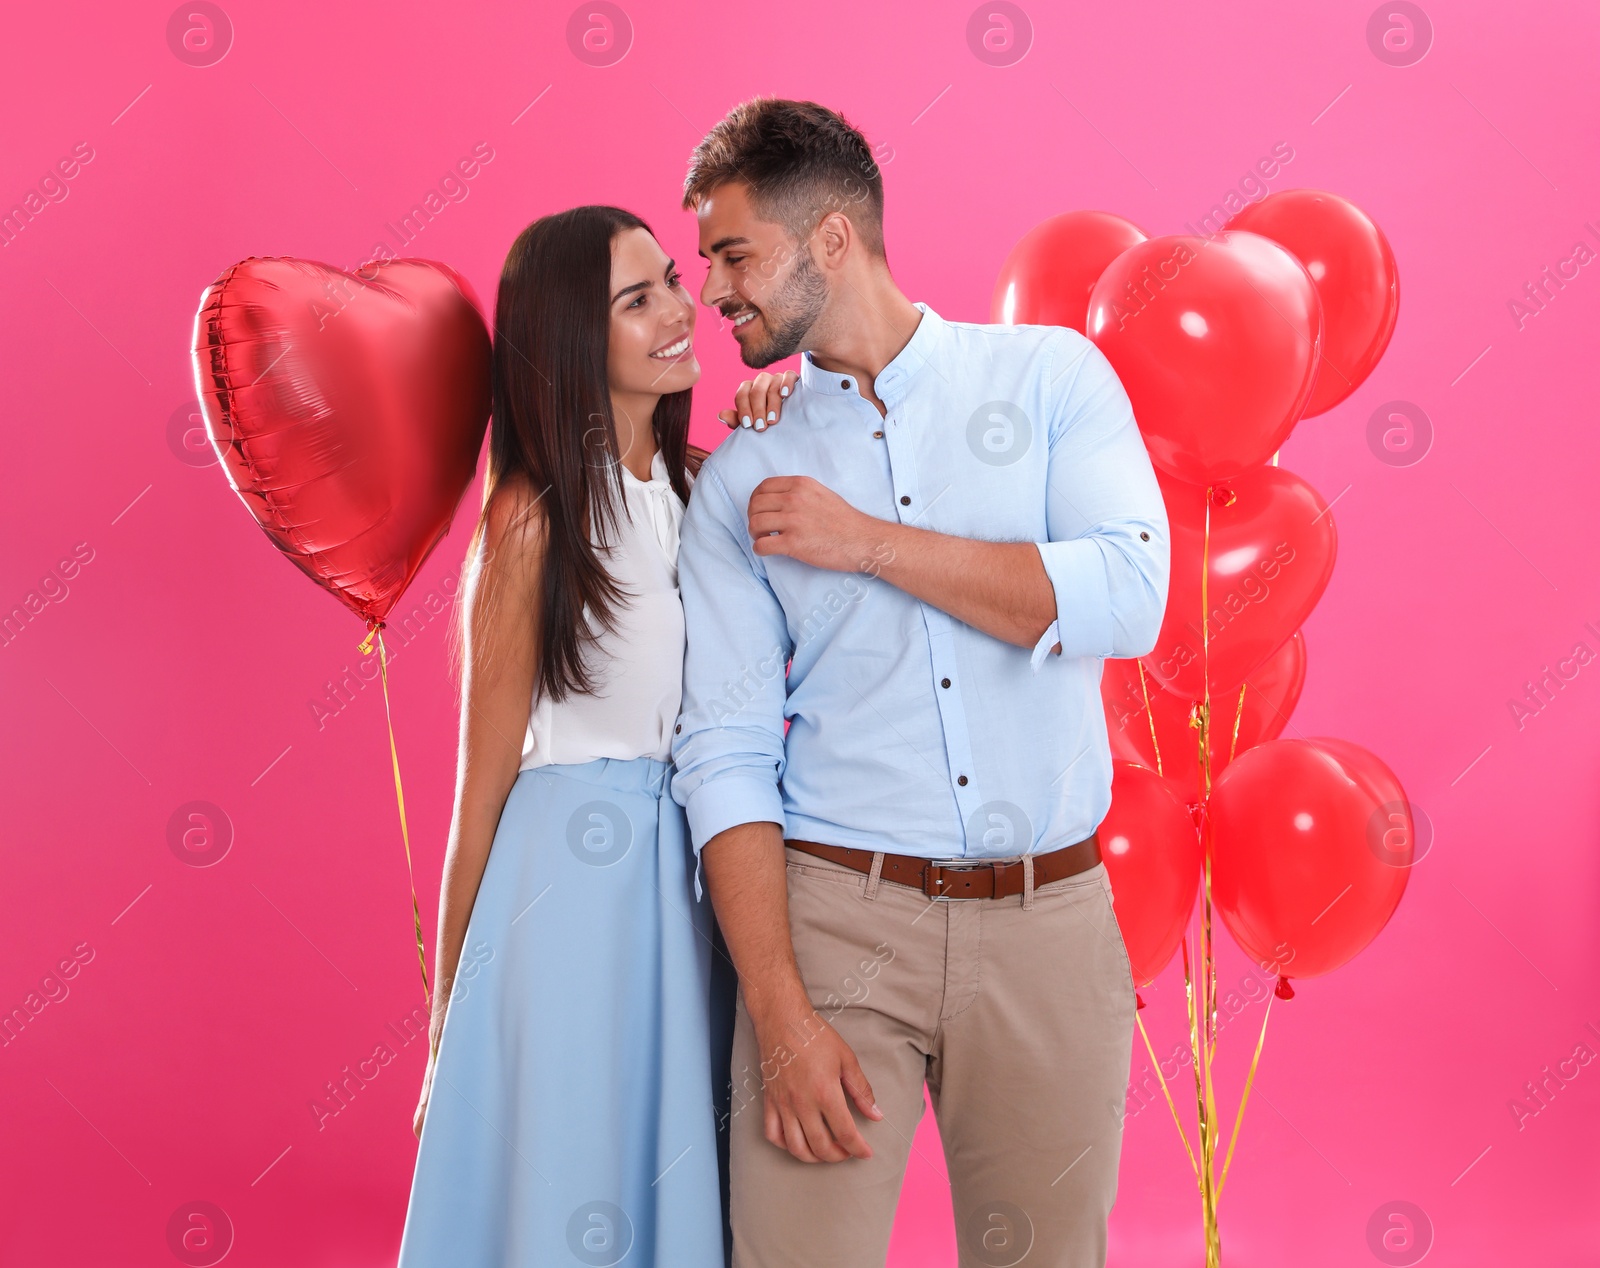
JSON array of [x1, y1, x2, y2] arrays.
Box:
[[412, 1061, 434, 1138], [412, 1010, 446, 1138], [718, 370, 799, 432]]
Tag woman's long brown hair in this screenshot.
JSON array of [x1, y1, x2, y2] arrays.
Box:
[[453, 205, 705, 704]]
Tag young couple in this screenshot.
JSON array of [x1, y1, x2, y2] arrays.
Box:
[[396, 97, 1170, 1268]]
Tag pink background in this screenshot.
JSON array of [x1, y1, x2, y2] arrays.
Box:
[[3, 1, 1598, 1264]]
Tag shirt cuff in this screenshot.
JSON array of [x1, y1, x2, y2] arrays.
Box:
[[685, 775, 786, 901], [1035, 540, 1113, 660], [685, 773, 786, 860], [1030, 620, 1061, 671]]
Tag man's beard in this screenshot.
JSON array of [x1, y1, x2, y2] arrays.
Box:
[[737, 249, 828, 368]]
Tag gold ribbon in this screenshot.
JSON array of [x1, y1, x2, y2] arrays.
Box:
[[1228, 683, 1248, 764], [1133, 481, 1280, 1268], [1218, 984, 1277, 1202], [1135, 659, 1164, 777], [1134, 1009, 1198, 1178], [361, 619, 433, 1010]]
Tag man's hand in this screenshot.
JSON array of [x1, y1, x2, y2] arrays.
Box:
[[751, 996, 883, 1163], [700, 821, 884, 1164], [751, 475, 1062, 649], [747, 476, 889, 573]]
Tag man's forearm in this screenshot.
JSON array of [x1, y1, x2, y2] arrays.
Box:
[[867, 519, 1056, 649], [702, 821, 813, 1026]]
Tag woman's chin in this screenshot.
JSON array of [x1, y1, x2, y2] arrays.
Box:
[[660, 359, 702, 391]]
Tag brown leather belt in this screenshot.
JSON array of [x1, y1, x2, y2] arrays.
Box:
[[784, 833, 1101, 900]]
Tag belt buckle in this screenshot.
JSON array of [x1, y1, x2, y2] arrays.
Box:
[[924, 858, 991, 901]]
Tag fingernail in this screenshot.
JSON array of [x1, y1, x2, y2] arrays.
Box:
[[766, 410, 777, 422], [780, 386, 790, 396], [742, 415, 752, 427], [755, 419, 766, 431]]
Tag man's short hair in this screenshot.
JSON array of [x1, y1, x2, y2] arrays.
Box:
[[682, 97, 886, 258]]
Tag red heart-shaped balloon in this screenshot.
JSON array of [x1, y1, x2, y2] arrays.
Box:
[[1103, 629, 1307, 802], [191, 256, 491, 626], [1141, 464, 1336, 698]]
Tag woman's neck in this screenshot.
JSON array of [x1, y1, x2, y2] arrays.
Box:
[[609, 390, 660, 481]]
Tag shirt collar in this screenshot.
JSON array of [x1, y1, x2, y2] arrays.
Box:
[[622, 447, 671, 487], [797, 302, 946, 404]]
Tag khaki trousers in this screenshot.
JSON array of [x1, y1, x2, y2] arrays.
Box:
[[727, 846, 1137, 1268]]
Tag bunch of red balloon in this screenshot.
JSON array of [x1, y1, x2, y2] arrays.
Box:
[[994, 192, 1413, 1259]]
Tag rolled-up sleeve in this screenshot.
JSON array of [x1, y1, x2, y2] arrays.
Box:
[[671, 461, 792, 874], [1033, 332, 1170, 662]]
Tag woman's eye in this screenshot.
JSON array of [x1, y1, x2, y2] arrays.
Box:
[[628, 293, 646, 308]]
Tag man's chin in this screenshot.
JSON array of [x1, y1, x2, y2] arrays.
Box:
[[740, 346, 779, 370], [737, 336, 783, 370], [735, 326, 799, 370]]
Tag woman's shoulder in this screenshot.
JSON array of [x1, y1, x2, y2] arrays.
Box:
[[479, 471, 549, 574]]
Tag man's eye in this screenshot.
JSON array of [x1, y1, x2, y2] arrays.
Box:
[[667, 271, 683, 288], [725, 255, 745, 266]]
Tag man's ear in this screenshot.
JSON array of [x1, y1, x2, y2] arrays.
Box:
[[815, 209, 855, 270]]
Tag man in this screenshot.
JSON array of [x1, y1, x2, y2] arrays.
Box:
[[671, 98, 1170, 1267]]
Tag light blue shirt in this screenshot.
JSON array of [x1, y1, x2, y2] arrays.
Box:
[[670, 303, 1170, 868]]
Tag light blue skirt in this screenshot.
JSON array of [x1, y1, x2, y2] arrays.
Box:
[[397, 756, 728, 1267]]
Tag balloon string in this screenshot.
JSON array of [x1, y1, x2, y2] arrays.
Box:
[[365, 622, 433, 1010], [1135, 659, 1164, 778], [1181, 937, 1219, 1263], [1135, 1010, 1199, 1178], [1228, 683, 1248, 764], [1200, 491, 1212, 796], [1199, 492, 1217, 1048], [1216, 985, 1277, 1203], [1197, 491, 1221, 1266]]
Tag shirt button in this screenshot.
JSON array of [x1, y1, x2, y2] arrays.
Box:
[[941, 677, 951, 688], [674, 724, 681, 733], [1140, 530, 1151, 541], [841, 378, 851, 389], [957, 775, 969, 786], [900, 495, 911, 505], [873, 430, 883, 439]]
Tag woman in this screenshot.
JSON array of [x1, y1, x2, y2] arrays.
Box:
[[396, 205, 794, 1267]]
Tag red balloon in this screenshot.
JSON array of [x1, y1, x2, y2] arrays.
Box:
[[990, 210, 1148, 333], [1104, 630, 1307, 800], [1087, 231, 1322, 483], [1227, 190, 1399, 418], [1210, 738, 1412, 980], [1142, 464, 1335, 699], [1101, 761, 1203, 986], [192, 257, 491, 626]]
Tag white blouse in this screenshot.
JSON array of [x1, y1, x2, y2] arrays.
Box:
[[519, 447, 690, 770]]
